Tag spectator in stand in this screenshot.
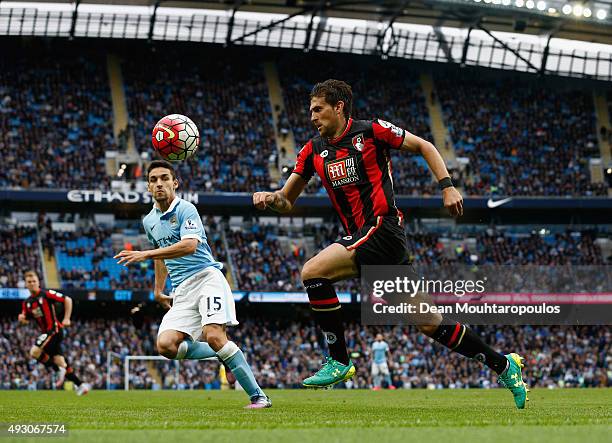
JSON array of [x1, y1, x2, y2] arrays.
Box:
[[0, 226, 42, 288], [124, 55, 276, 193], [1, 317, 609, 390], [436, 72, 607, 196], [0, 53, 115, 190], [278, 55, 438, 196]]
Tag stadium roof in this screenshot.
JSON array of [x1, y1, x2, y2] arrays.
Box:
[[17, 0, 612, 44]]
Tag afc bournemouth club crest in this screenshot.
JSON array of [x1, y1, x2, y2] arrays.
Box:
[[352, 134, 365, 151]]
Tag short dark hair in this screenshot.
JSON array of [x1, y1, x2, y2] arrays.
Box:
[[24, 270, 38, 278], [310, 79, 353, 119], [147, 160, 176, 181]]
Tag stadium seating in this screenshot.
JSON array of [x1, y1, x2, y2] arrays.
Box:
[[0, 50, 607, 197], [225, 224, 302, 291], [10, 219, 608, 292], [0, 53, 116, 189], [53, 218, 227, 292], [2, 317, 609, 390], [278, 55, 438, 196], [0, 226, 42, 288], [123, 55, 276, 193], [54, 227, 155, 291], [435, 72, 608, 196]]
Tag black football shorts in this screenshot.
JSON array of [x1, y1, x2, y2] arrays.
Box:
[[35, 329, 64, 357], [336, 215, 410, 268]]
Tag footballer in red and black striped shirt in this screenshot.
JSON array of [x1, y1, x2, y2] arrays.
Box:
[[253, 80, 525, 409], [18, 270, 89, 394]]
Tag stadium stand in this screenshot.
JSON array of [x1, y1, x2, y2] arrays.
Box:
[[0, 53, 115, 189], [4, 219, 606, 292], [2, 317, 609, 390], [123, 55, 276, 193], [54, 226, 154, 291], [435, 71, 608, 197], [0, 226, 42, 289], [52, 217, 228, 292], [225, 223, 302, 291], [278, 55, 438, 196]]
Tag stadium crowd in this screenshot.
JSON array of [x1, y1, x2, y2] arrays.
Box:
[[0, 51, 607, 197], [435, 72, 607, 196], [225, 223, 302, 292], [279, 55, 438, 196], [2, 317, 609, 390], [0, 226, 42, 289], [54, 226, 154, 291], [0, 53, 115, 190], [124, 55, 276, 193], [3, 220, 607, 292]]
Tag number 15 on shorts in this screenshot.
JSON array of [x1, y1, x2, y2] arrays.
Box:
[[206, 296, 221, 316]]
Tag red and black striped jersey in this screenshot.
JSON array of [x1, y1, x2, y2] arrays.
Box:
[[293, 118, 406, 234], [21, 289, 65, 334]]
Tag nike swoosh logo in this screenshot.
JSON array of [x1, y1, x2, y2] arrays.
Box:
[[487, 197, 513, 209], [157, 124, 175, 139]]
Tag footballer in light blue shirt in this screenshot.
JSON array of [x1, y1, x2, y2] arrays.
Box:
[[115, 160, 270, 409], [141, 189, 221, 289], [371, 334, 392, 389]]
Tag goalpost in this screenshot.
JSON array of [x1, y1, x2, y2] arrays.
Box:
[[106, 352, 218, 391]]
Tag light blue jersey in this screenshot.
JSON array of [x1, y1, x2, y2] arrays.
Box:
[[372, 341, 389, 364], [143, 197, 221, 288]]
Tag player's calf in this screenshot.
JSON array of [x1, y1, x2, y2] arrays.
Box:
[[32, 348, 59, 371], [423, 320, 508, 375], [203, 325, 270, 408]]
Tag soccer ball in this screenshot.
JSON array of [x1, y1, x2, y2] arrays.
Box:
[[151, 114, 200, 161]]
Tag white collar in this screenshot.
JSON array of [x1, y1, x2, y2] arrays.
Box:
[[154, 196, 181, 216]]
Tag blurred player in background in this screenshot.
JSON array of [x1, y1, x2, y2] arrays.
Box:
[[371, 334, 394, 390], [115, 160, 270, 409], [18, 270, 90, 395], [253, 79, 528, 409]]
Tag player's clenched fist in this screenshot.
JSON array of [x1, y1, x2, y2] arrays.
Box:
[[253, 192, 277, 210], [442, 187, 464, 217]]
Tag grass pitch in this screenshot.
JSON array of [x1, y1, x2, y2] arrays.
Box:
[[0, 389, 610, 442]]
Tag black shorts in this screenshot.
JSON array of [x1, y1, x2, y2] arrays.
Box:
[[35, 329, 64, 357], [336, 215, 410, 267]]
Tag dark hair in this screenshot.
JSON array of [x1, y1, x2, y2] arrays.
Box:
[[147, 160, 176, 180], [310, 79, 353, 119], [24, 270, 38, 278]]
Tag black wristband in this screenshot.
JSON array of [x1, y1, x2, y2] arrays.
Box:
[[438, 177, 453, 190]]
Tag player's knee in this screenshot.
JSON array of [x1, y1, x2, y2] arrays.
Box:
[[157, 336, 179, 359], [417, 324, 439, 337], [301, 258, 326, 281], [30, 346, 41, 359], [204, 326, 227, 351]]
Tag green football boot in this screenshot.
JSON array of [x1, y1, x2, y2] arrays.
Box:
[[498, 353, 530, 409], [303, 357, 356, 388]]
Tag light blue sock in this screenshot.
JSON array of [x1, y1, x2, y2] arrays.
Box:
[[217, 341, 265, 399], [176, 339, 217, 360], [384, 374, 392, 387]]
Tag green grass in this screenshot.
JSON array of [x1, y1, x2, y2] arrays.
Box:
[[0, 389, 610, 442]]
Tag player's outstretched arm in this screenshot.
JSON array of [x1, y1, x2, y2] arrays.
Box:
[[400, 132, 463, 217], [253, 173, 307, 213], [114, 238, 198, 265]]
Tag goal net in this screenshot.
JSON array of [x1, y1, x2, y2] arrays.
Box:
[[106, 352, 224, 391]]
